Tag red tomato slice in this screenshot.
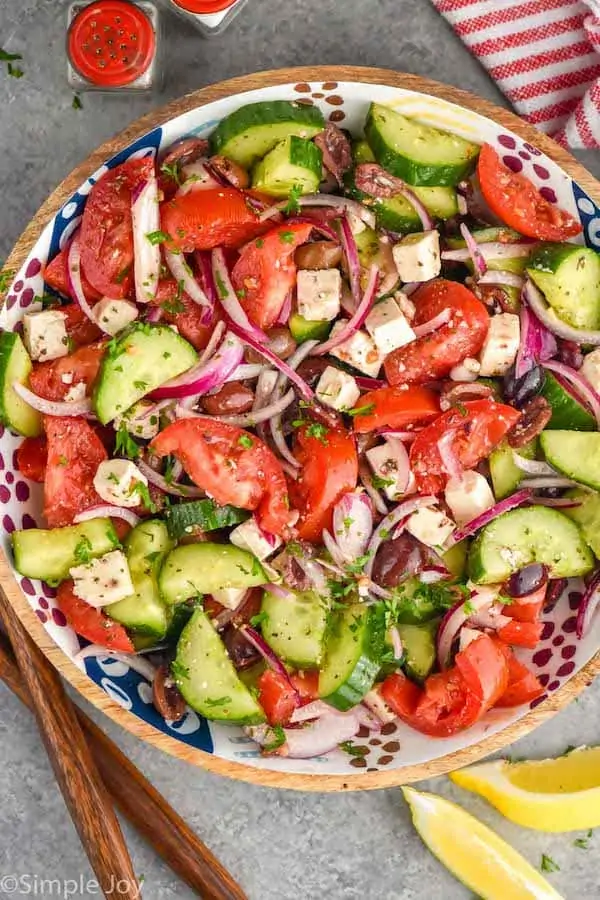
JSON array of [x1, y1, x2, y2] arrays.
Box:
[[43, 246, 102, 302], [497, 619, 543, 649], [43, 416, 108, 527], [80, 158, 154, 298], [384, 280, 490, 386], [381, 669, 480, 738], [160, 187, 268, 253], [289, 425, 358, 543], [61, 303, 102, 347], [153, 279, 221, 351], [352, 385, 440, 434], [258, 669, 299, 726], [29, 341, 105, 402], [150, 418, 291, 536], [454, 633, 509, 707], [56, 580, 134, 653], [409, 399, 521, 495], [16, 436, 48, 483], [291, 670, 320, 702], [231, 223, 313, 330], [478, 144, 582, 241], [495, 649, 544, 708], [507, 584, 546, 623]]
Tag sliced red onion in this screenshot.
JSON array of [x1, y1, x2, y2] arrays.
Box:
[[389, 625, 403, 660], [436, 586, 500, 669], [359, 461, 388, 515], [439, 382, 493, 411], [283, 215, 340, 243], [198, 319, 226, 368], [67, 234, 110, 332], [532, 496, 583, 509], [239, 625, 299, 695], [544, 359, 600, 428], [520, 477, 581, 492], [74, 645, 155, 677], [227, 363, 267, 382], [216, 388, 295, 426], [137, 457, 205, 498], [524, 278, 600, 346], [576, 568, 600, 639], [164, 248, 212, 312], [515, 300, 558, 380], [442, 242, 533, 263], [402, 282, 421, 297], [322, 528, 349, 569], [295, 194, 376, 228], [355, 376, 386, 391], [289, 700, 332, 723], [132, 174, 161, 303], [13, 381, 92, 417], [437, 429, 463, 479], [378, 429, 420, 443], [468, 602, 511, 631], [419, 568, 448, 584], [151, 331, 243, 400], [250, 709, 361, 759], [212, 248, 268, 343], [312, 265, 379, 356], [397, 187, 434, 231], [228, 322, 314, 403], [448, 489, 532, 545], [459, 222, 487, 278], [340, 214, 361, 308], [264, 583, 296, 601], [368, 580, 393, 600], [178, 160, 220, 195], [353, 704, 383, 731], [332, 491, 374, 562], [73, 506, 140, 528], [413, 308, 451, 339], [365, 496, 437, 578], [479, 270, 524, 289], [146, 306, 163, 324], [512, 453, 557, 476], [295, 557, 328, 594], [275, 291, 292, 326]]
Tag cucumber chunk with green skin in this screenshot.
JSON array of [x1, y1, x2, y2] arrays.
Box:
[[442, 540, 468, 578], [563, 489, 600, 558], [468, 506, 593, 585], [540, 431, 600, 490], [158, 542, 267, 606], [365, 103, 480, 187], [165, 499, 249, 542], [252, 135, 322, 197], [446, 226, 530, 275], [527, 243, 600, 330], [93, 324, 198, 425], [106, 520, 174, 638], [174, 608, 265, 724], [386, 578, 446, 625], [398, 621, 437, 682], [489, 439, 537, 500], [12, 519, 119, 583], [289, 313, 331, 344], [318, 603, 386, 711], [261, 588, 330, 668], [0, 332, 42, 437], [209, 100, 325, 168], [541, 371, 596, 431]]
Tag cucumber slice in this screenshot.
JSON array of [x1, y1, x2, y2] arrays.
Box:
[[387, 578, 443, 624], [210, 100, 325, 168], [563, 489, 600, 558], [398, 621, 437, 682], [289, 312, 331, 343], [106, 520, 173, 638], [0, 332, 42, 437], [174, 608, 265, 724], [489, 439, 537, 500], [165, 499, 249, 542], [468, 506, 593, 584], [12, 519, 119, 583], [365, 103, 480, 187], [252, 135, 322, 198], [446, 227, 529, 275], [261, 588, 330, 668], [442, 541, 468, 578], [540, 431, 600, 490], [527, 243, 600, 330], [318, 603, 385, 711], [159, 542, 267, 605], [93, 324, 197, 424], [541, 371, 596, 431]]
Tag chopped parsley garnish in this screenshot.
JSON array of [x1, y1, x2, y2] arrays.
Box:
[[115, 264, 132, 285], [463, 598, 476, 615], [134, 379, 148, 391], [135, 481, 157, 513], [57, 455, 69, 467], [371, 473, 394, 491], [540, 854, 560, 873], [115, 422, 140, 459], [73, 536, 93, 565], [347, 403, 375, 418], [282, 183, 303, 216], [146, 230, 171, 246], [255, 238, 265, 249], [574, 830, 593, 849], [238, 434, 254, 449], [305, 422, 329, 444], [163, 455, 177, 485], [72, 94, 82, 110], [0, 268, 16, 293], [215, 271, 229, 299], [170, 660, 190, 680], [205, 696, 232, 708], [249, 610, 269, 628], [339, 741, 368, 758], [160, 161, 182, 186], [262, 724, 286, 752], [1, 49, 24, 78], [279, 230, 295, 244]]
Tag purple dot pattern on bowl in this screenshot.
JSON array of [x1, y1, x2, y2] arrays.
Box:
[[503, 155, 523, 173]]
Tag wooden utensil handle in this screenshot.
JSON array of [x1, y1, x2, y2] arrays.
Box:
[[0, 594, 139, 900], [0, 632, 247, 900]]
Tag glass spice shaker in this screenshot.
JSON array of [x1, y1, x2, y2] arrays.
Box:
[[166, 0, 249, 37], [67, 0, 161, 92]]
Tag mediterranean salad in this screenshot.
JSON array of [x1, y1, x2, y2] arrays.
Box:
[[2, 98, 600, 759]]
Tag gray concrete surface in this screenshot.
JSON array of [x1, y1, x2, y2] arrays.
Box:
[[1, 1, 599, 897]]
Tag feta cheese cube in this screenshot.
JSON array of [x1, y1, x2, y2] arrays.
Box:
[[366, 439, 414, 501], [449, 357, 481, 382], [444, 471, 495, 526], [315, 366, 360, 412], [114, 400, 160, 441], [23, 310, 68, 361], [253, 370, 279, 411], [230, 516, 281, 560], [406, 506, 455, 549], [70, 550, 134, 608], [392, 230, 441, 283], [296, 269, 342, 322], [365, 296, 416, 357], [581, 348, 600, 393], [478, 313, 520, 376], [64, 382, 87, 403], [211, 587, 248, 611], [93, 459, 148, 508], [93, 298, 139, 336], [329, 322, 381, 377], [363, 685, 397, 725], [459, 627, 484, 652]]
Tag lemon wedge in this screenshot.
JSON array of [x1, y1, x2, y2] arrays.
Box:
[[450, 747, 600, 832], [402, 787, 563, 900]]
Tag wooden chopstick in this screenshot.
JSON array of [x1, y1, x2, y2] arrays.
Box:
[[0, 625, 247, 900]]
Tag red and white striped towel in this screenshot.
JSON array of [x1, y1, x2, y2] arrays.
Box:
[[430, 0, 600, 147]]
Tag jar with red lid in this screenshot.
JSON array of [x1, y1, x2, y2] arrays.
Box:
[[67, 1, 161, 92], [165, 0, 249, 37]]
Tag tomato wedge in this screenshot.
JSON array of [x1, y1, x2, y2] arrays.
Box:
[[352, 385, 440, 434], [16, 436, 48, 483], [43, 246, 102, 302], [291, 670, 320, 702], [258, 669, 299, 726], [454, 633, 509, 707], [150, 418, 291, 536], [61, 303, 102, 347], [80, 157, 153, 298], [495, 647, 544, 708], [497, 619, 543, 649], [384, 280, 490, 386], [43, 416, 108, 528], [160, 187, 268, 253], [507, 584, 546, 623], [153, 279, 221, 351], [56, 580, 134, 652], [409, 399, 521, 495], [478, 143, 582, 241], [231, 223, 313, 330], [289, 424, 358, 542], [29, 341, 105, 402]]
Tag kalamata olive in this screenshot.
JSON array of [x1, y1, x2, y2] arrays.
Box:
[[507, 395, 552, 447], [544, 578, 568, 612], [502, 363, 518, 401], [505, 563, 549, 598], [557, 339, 584, 370], [245, 327, 297, 364], [296, 356, 330, 386], [199, 381, 255, 416], [371, 534, 426, 588], [295, 241, 342, 270], [153, 664, 187, 722], [512, 365, 545, 409], [209, 154, 250, 189], [272, 542, 317, 591], [475, 284, 508, 315], [223, 627, 261, 670]]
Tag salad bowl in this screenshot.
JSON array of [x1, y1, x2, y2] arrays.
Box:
[[1, 66, 600, 791]]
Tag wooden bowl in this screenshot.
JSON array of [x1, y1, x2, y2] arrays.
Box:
[[2, 66, 600, 791]]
